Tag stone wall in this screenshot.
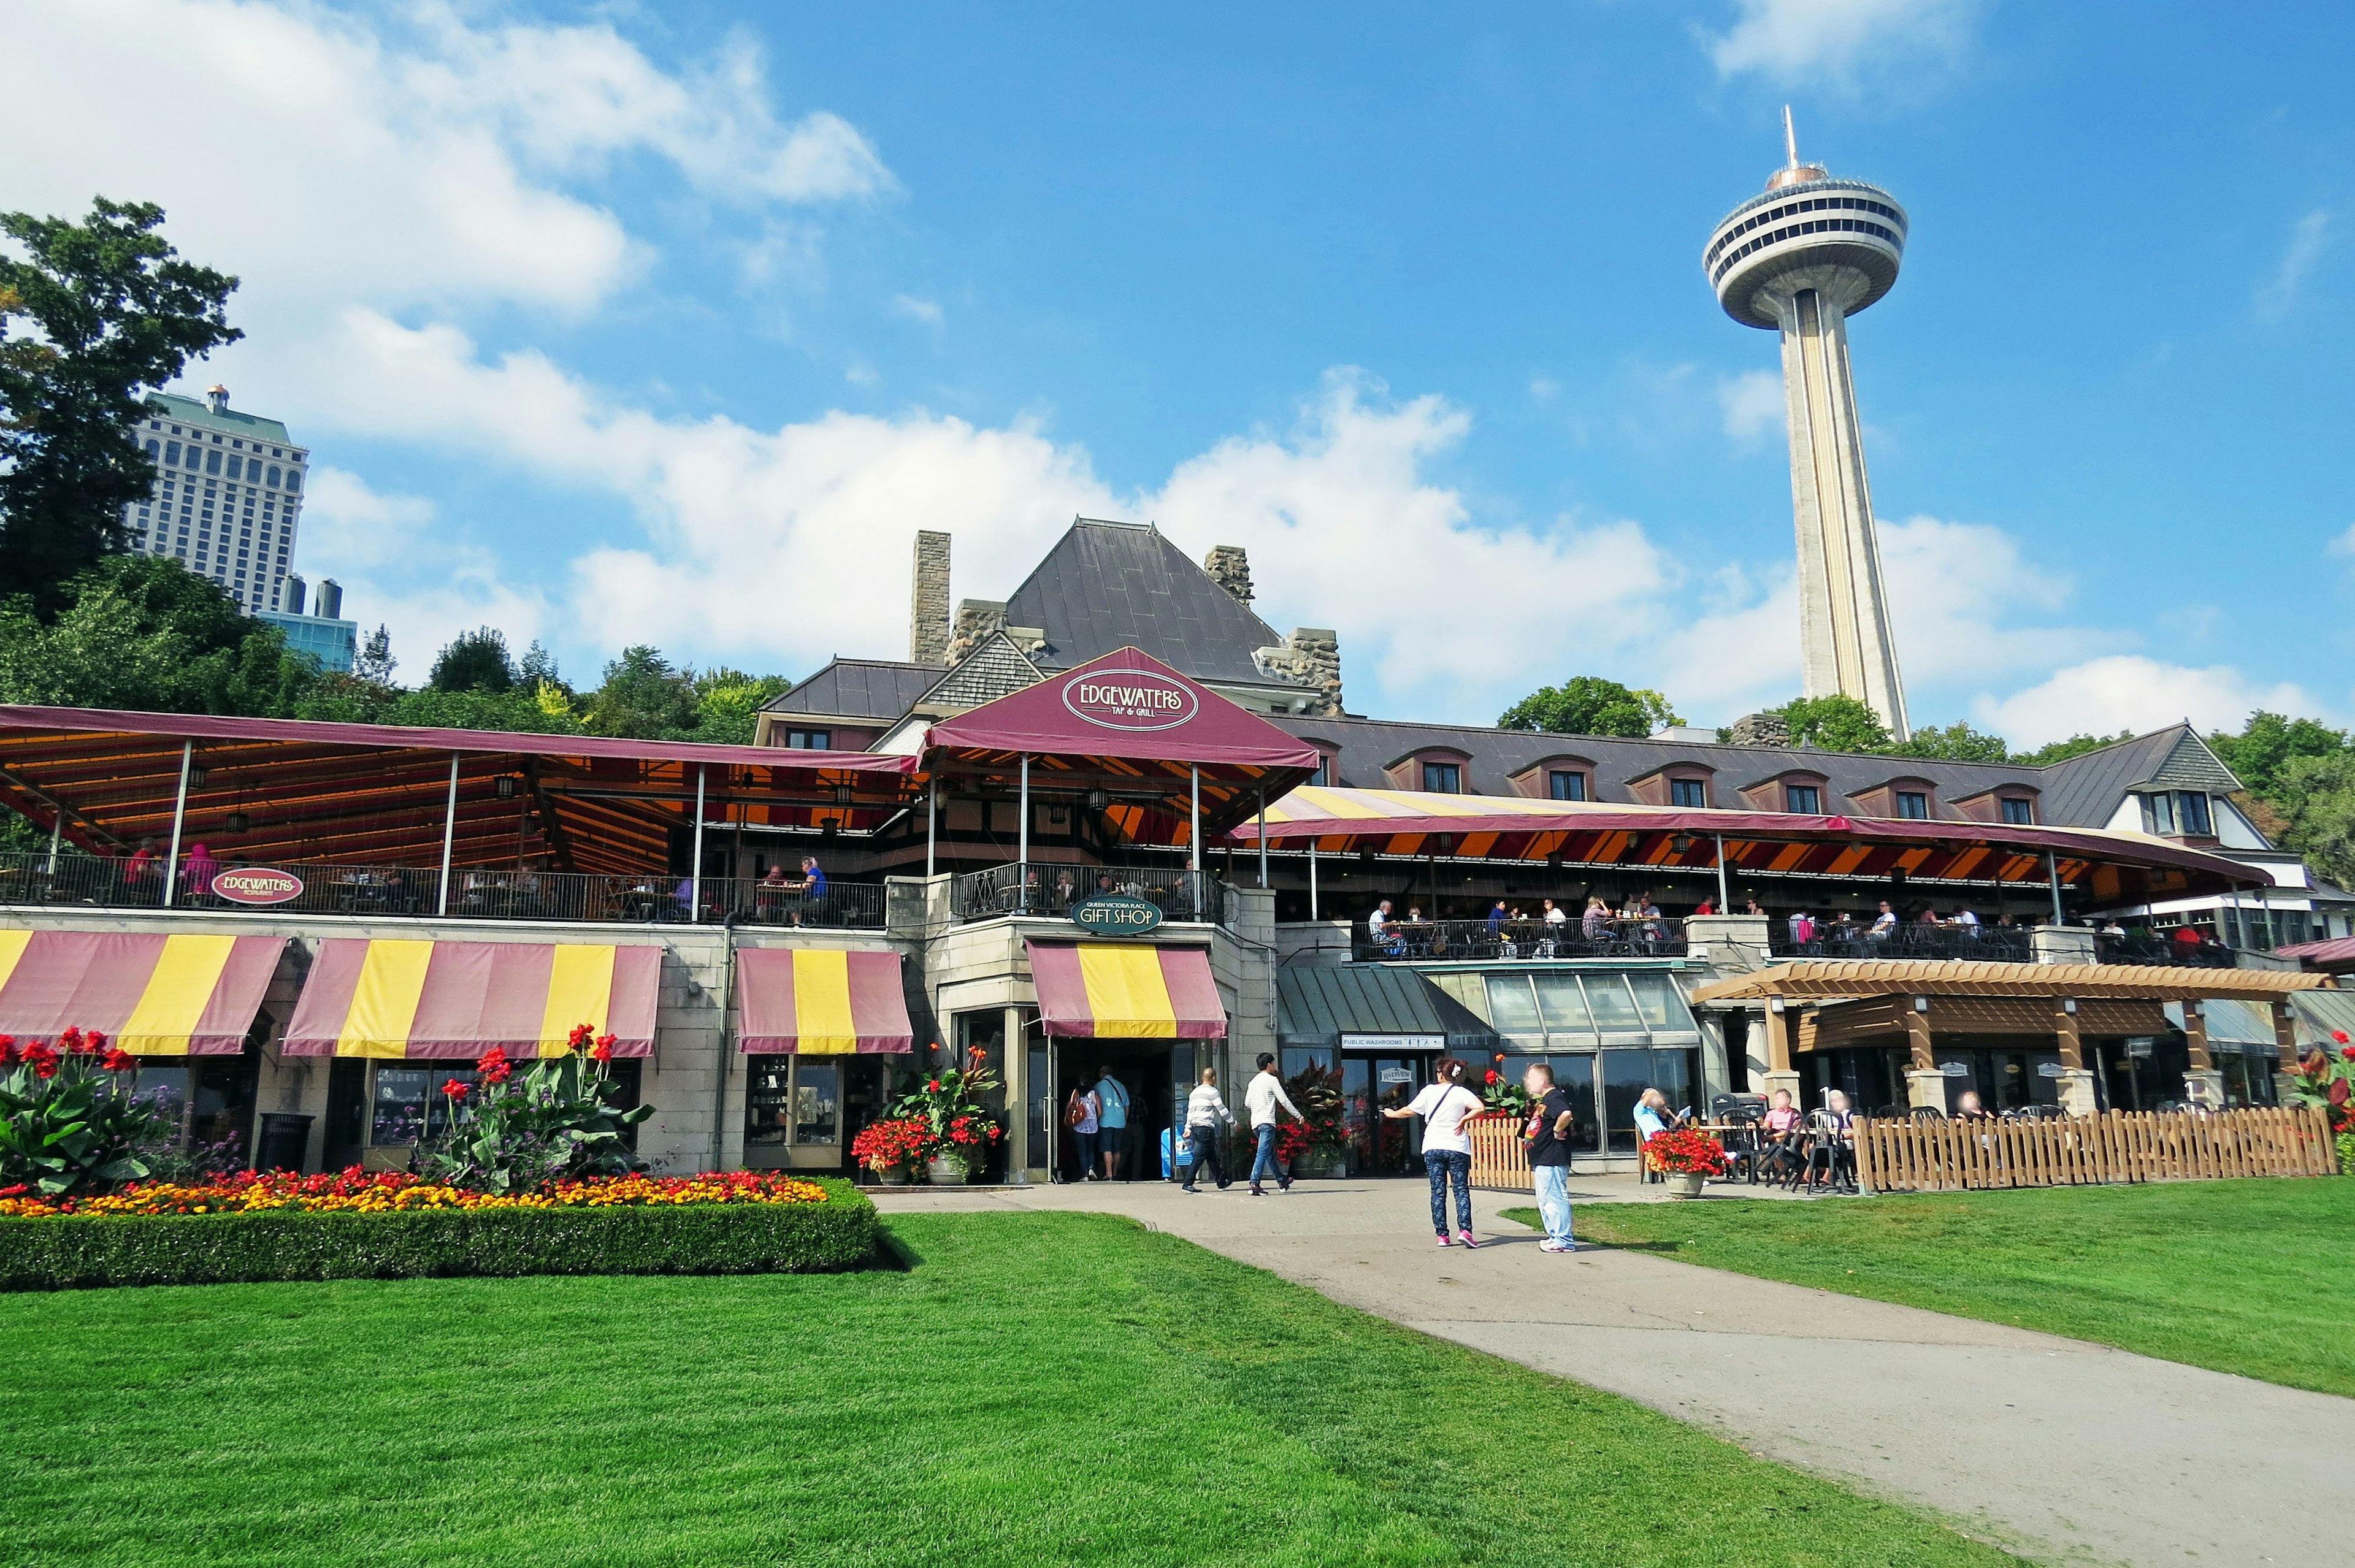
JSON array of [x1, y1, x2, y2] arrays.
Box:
[[909, 530, 952, 665], [1203, 544, 1254, 603], [1254, 627, 1344, 715], [944, 597, 1006, 667]]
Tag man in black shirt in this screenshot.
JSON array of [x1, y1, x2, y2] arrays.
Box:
[[1522, 1063, 1579, 1252]]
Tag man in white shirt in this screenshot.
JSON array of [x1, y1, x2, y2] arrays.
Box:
[[1243, 1053, 1303, 1196], [1367, 899, 1400, 954], [1180, 1067, 1233, 1193], [1871, 900, 1898, 936]]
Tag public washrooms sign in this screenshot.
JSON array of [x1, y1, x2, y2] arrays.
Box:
[[210, 867, 304, 906], [1070, 893, 1163, 936], [1342, 1033, 1444, 1053], [1060, 668, 1200, 732]]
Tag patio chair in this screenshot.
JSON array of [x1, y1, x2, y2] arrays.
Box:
[[1756, 1127, 1808, 1190]]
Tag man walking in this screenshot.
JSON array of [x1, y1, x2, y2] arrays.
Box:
[[1522, 1062, 1578, 1252], [1180, 1066, 1233, 1192], [1094, 1065, 1131, 1180], [1244, 1053, 1302, 1196]]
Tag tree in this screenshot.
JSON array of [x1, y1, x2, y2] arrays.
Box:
[[1886, 720, 2012, 763], [1497, 677, 1680, 738], [2010, 730, 2135, 768], [692, 667, 793, 746], [427, 626, 516, 694], [0, 199, 240, 610], [2272, 752, 2355, 892], [0, 555, 318, 715], [1766, 694, 1893, 754], [352, 625, 396, 684], [582, 645, 700, 740], [2208, 710, 2350, 800]]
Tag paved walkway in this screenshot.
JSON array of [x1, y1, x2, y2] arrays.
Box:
[[876, 1175, 2354, 1567]]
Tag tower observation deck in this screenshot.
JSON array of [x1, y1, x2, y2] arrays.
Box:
[[1706, 109, 1912, 740]]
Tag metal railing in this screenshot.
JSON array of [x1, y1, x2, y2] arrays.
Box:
[[949, 862, 1226, 927], [0, 851, 884, 930], [1769, 922, 2035, 963], [2094, 932, 2239, 969], [1353, 916, 1687, 963]]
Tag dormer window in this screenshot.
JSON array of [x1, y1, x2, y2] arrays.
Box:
[[786, 729, 832, 750], [1423, 761, 1462, 794], [1896, 791, 1929, 819], [2000, 797, 2034, 825], [1785, 783, 1821, 814], [2144, 791, 2211, 836], [1670, 778, 1707, 808], [1549, 769, 1586, 801]]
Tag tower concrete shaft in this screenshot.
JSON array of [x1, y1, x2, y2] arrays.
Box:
[[1778, 280, 1907, 737]]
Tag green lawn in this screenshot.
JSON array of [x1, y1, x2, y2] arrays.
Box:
[[0, 1212, 2018, 1567], [1506, 1178, 2355, 1398]]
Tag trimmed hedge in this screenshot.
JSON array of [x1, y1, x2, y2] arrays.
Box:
[[0, 1178, 879, 1290]]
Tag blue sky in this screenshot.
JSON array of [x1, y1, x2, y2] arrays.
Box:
[[12, 1, 2354, 744]]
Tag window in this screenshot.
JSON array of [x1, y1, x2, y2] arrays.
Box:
[[285, 468, 301, 494], [143, 439, 158, 457], [1306, 757, 1331, 787], [205, 449, 221, 475], [2177, 792, 2213, 836], [226, 457, 242, 480], [371, 1066, 474, 1145], [1549, 770, 1587, 801], [1784, 784, 1821, 814], [164, 440, 181, 465], [266, 465, 280, 487], [785, 729, 831, 750], [1669, 778, 1707, 808], [1422, 761, 1462, 793], [2000, 797, 2034, 825], [2144, 792, 2177, 836], [1896, 791, 1929, 819]]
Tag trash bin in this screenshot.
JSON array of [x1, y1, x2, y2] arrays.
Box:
[[255, 1112, 313, 1172]]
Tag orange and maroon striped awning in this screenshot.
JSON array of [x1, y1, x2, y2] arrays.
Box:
[[0, 930, 285, 1055]]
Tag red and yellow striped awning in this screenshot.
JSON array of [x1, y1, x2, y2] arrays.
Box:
[[737, 949, 914, 1054], [0, 930, 285, 1055], [283, 939, 660, 1058], [1027, 941, 1227, 1039]]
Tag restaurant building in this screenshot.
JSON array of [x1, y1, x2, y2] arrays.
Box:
[[0, 520, 2338, 1177]]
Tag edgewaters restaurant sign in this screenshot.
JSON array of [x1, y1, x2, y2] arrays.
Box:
[[1060, 668, 1200, 732], [1070, 893, 1162, 936], [211, 867, 304, 906]]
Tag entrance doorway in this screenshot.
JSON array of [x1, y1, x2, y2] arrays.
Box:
[[1049, 1039, 1178, 1182], [1342, 1054, 1428, 1175]]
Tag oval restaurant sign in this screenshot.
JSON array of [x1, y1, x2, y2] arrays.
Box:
[[211, 866, 304, 906], [1060, 667, 1200, 732], [1070, 893, 1163, 937]]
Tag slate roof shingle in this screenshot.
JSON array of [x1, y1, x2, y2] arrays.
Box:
[[1004, 520, 1290, 686], [761, 660, 941, 721]]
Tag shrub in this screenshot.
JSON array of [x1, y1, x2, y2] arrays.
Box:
[[0, 1177, 879, 1290]]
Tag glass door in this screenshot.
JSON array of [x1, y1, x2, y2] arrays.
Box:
[[1347, 1056, 1425, 1175]]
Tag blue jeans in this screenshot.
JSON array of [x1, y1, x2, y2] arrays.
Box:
[[1250, 1122, 1287, 1186], [1533, 1162, 1575, 1245], [1072, 1130, 1099, 1180], [1424, 1149, 1472, 1234]]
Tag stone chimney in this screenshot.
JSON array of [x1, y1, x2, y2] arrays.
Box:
[[909, 530, 952, 665], [943, 599, 1005, 667], [1254, 628, 1343, 716], [1726, 711, 1793, 747], [1203, 544, 1254, 604]]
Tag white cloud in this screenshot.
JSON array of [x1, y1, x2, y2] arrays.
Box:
[[2330, 522, 2355, 559], [299, 467, 437, 571], [1974, 657, 2314, 748], [1703, 0, 1982, 86], [1717, 369, 1785, 443], [2257, 210, 2332, 320], [889, 294, 946, 327]]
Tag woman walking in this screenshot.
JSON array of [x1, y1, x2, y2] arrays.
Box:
[[1065, 1078, 1101, 1183], [1180, 1066, 1233, 1192], [1384, 1058, 1485, 1247]]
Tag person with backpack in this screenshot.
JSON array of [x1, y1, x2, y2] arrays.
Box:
[[1180, 1066, 1233, 1193], [1093, 1065, 1131, 1180], [1065, 1079, 1101, 1182], [1384, 1057, 1485, 1247]]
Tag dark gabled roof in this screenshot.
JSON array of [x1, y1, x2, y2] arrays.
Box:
[[917, 632, 1042, 711], [2037, 725, 2244, 827], [762, 660, 939, 722], [1276, 966, 1501, 1054], [1003, 519, 1289, 686]]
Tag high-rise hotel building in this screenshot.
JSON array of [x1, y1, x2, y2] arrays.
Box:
[[124, 385, 308, 615]]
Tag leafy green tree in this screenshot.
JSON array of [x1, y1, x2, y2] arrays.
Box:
[[2272, 752, 2355, 891], [1766, 694, 1893, 754], [427, 626, 516, 694], [0, 555, 315, 715], [691, 667, 792, 746], [2208, 710, 2351, 799], [1886, 720, 2012, 763], [353, 625, 396, 684], [516, 640, 565, 695], [1497, 677, 1681, 738], [1, 199, 240, 610], [2010, 730, 2135, 768], [583, 645, 701, 740]]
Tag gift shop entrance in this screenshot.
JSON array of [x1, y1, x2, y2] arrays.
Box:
[[1041, 1038, 1179, 1183]]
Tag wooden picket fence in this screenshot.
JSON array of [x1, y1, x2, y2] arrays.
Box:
[[1467, 1113, 1533, 1193], [1853, 1107, 2337, 1193]]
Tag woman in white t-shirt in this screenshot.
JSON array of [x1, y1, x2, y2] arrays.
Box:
[[1384, 1057, 1486, 1247]]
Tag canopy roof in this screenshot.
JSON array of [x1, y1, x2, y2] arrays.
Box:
[[2274, 935, 2355, 973], [0, 705, 919, 876], [1220, 784, 2260, 904], [1276, 965, 1499, 1055], [282, 938, 662, 1058], [922, 648, 1322, 846], [1690, 959, 2334, 1005]]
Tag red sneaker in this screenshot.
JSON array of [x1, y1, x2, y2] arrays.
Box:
[[1458, 1230, 1479, 1249], [1434, 1234, 1455, 1247]]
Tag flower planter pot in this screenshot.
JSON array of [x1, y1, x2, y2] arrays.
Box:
[[924, 1153, 970, 1185], [1664, 1171, 1707, 1199], [870, 1165, 912, 1187], [1292, 1151, 1347, 1180]]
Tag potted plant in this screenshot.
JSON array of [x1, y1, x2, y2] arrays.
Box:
[[1278, 1061, 1350, 1177], [2287, 1030, 2355, 1174], [1478, 1054, 1533, 1117], [1642, 1126, 1729, 1198], [849, 1116, 929, 1185], [889, 1046, 1005, 1185]]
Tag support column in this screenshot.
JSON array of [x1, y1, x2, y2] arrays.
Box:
[[1904, 997, 1948, 1111], [2182, 1000, 2224, 1110], [1308, 841, 1319, 922], [435, 752, 459, 916], [2053, 998, 2098, 1117], [162, 740, 193, 909], [1189, 765, 1200, 873], [925, 780, 937, 879], [1004, 1004, 1032, 1180], [1760, 997, 1800, 1107], [2044, 849, 2065, 927], [1714, 833, 1730, 912], [688, 764, 707, 924], [1016, 755, 1030, 911], [1257, 793, 1268, 890], [2272, 998, 2302, 1104]]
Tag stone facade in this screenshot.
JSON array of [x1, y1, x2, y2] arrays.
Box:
[[1254, 627, 1344, 716], [909, 530, 952, 666], [1725, 711, 1793, 747], [944, 598, 1006, 668], [1203, 544, 1254, 603]]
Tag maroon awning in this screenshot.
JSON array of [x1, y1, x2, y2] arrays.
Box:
[[1027, 939, 1227, 1039]]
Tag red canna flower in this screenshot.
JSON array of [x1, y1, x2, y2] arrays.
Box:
[[442, 1079, 470, 1100], [1484, 1069, 1501, 1085], [2335, 1030, 2351, 1046], [21, 1041, 60, 1079], [568, 1023, 593, 1049], [2342, 1046, 2355, 1063], [592, 1033, 616, 1063], [478, 1046, 511, 1084], [100, 1048, 137, 1073], [61, 1026, 94, 1055], [0, 1035, 15, 1066], [85, 1030, 108, 1051]]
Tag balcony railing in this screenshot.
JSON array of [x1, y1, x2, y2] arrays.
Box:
[[2094, 932, 2239, 969], [1354, 916, 1687, 964], [949, 862, 1226, 928], [0, 851, 884, 930], [1769, 922, 2034, 963]]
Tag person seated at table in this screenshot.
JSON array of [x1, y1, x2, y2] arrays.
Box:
[[1788, 908, 1815, 947], [1541, 898, 1567, 928], [671, 876, 696, 922], [1821, 1090, 1856, 1133], [122, 838, 161, 898], [180, 842, 218, 903], [1486, 899, 1509, 936], [1869, 900, 1899, 937], [1053, 870, 1076, 909], [1580, 896, 1611, 942], [785, 856, 828, 924], [2170, 923, 2205, 950], [1917, 904, 1940, 925], [380, 865, 414, 912], [1367, 900, 1401, 953], [1953, 1090, 1994, 1121], [1636, 893, 1664, 941], [1761, 1088, 1802, 1136], [1743, 897, 1764, 917], [1095, 873, 1117, 894], [1694, 896, 1715, 917], [1405, 905, 1423, 924], [1951, 906, 1981, 934], [1633, 1087, 1680, 1142]]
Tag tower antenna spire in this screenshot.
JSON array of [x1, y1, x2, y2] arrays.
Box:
[[1782, 104, 1799, 167]]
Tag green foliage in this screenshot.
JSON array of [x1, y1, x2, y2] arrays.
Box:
[[351, 623, 396, 683], [0, 555, 316, 714], [692, 667, 793, 746], [0, 1182, 878, 1288], [426, 625, 516, 693], [418, 1045, 652, 1195], [0, 198, 240, 609], [0, 1041, 166, 1198], [1885, 719, 2012, 763], [2270, 752, 2355, 891], [2209, 709, 2353, 799], [1768, 693, 1893, 753], [1496, 676, 1680, 737], [583, 644, 700, 738], [2010, 730, 2136, 767]]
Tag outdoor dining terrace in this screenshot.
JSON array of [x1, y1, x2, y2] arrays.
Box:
[[1352, 915, 1689, 963], [948, 861, 1227, 927]]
